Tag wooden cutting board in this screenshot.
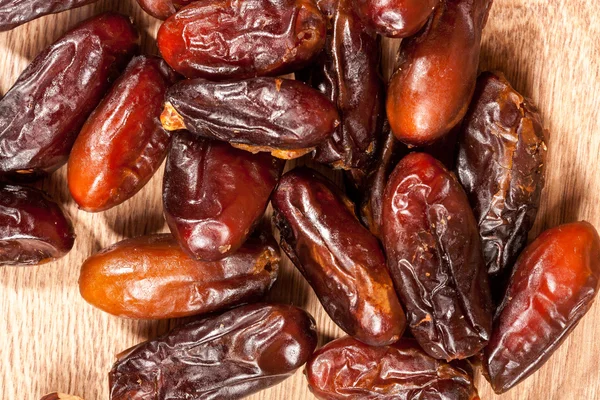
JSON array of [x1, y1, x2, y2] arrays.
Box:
[[0, 1, 598, 399]]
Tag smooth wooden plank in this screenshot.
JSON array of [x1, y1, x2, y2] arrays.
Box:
[[0, 1, 598, 399]]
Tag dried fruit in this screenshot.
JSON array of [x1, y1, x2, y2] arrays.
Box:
[[353, 0, 439, 38], [0, 0, 98, 31], [135, 0, 194, 19]]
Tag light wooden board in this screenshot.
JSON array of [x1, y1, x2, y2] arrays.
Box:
[[0, 0, 598, 399]]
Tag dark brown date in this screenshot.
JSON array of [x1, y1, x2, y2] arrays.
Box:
[[68, 56, 178, 212], [161, 78, 340, 159], [79, 233, 279, 319], [0, 13, 139, 181], [352, 0, 438, 38], [163, 131, 284, 261], [457, 71, 548, 277], [40, 393, 83, 400], [135, 0, 194, 19], [157, 0, 326, 79], [0, 0, 98, 31], [306, 336, 480, 399], [109, 303, 317, 400], [0, 184, 75, 266], [382, 152, 492, 360], [484, 222, 600, 393], [272, 167, 406, 346], [386, 0, 492, 146]]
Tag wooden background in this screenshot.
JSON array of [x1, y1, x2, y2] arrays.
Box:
[[0, 0, 598, 399]]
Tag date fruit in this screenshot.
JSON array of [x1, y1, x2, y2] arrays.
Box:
[[157, 0, 326, 79], [135, 0, 194, 19], [306, 336, 480, 399], [483, 222, 600, 393], [0, 0, 98, 31], [79, 233, 279, 319], [161, 78, 340, 159], [0, 184, 75, 266], [109, 303, 317, 399], [0, 13, 139, 181], [68, 56, 178, 212], [382, 152, 492, 360], [272, 167, 406, 346], [353, 0, 439, 38], [40, 394, 83, 400], [163, 131, 284, 261], [386, 0, 492, 146], [457, 71, 547, 277]]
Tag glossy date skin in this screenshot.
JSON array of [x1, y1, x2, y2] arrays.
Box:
[[386, 0, 493, 146], [0, 0, 98, 31], [0, 184, 75, 266], [457, 71, 547, 277], [135, 0, 193, 19], [353, 0, 438, 38], [382, 153, 492, 360], [109, 303, 318, 400], [68, 56, 178, 212], [0, 13, 139, 181], [272, 167, 406, 346], [161, 78, 340, 159], [79, 233, 279, 319], [484, 222, 600, 393], [157, 0, 326, 79], [163, 131, 284, 261], [306, 336, 480, 399]]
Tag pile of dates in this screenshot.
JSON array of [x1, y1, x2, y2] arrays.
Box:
[[1, 1, 598, 399]]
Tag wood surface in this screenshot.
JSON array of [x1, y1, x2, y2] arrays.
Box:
[[0, 0, 598, 399]]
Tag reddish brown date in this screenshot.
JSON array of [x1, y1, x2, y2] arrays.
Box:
[[79, 233, 279, 319], [272, 167, 406, 346], [0, 13, 139, 181], [457, 71, 547, 277], [163, 131, 284, 261], [109, 303, 317, 399], [386, 0, 492, 146], [0, 0, 98, 31], [306, 336, 480, 399], [157, 0, 326, 79], [0, 184, 75, 266], [353, 0, 438, 37], [161, 78, 340, 159], [135, 0, 193, 19], [40, 394, 83, 400], [382, 153, 492, 360], [68, 56, 178, 212], [483, 222, 600, 393]]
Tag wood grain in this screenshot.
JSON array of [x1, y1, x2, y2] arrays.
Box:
[[0, 1, 598, 399]]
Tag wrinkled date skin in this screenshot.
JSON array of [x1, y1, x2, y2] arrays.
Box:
[[163, 131, 284, 261], [457, 71, 548, 277], [157, 0, 326, 79], [0, 13, 139, 181], [135, 0, 194, 19], [79, 233, 279, 319], [109, 303, 318, 400], [161, 78, 340, 159], [386, 0, 493, 146], [272, 167, 406, 346], [0, 184, 75, 266], [382, 153, 493, 360], [484, 222, 600, 393], [0, 0, 98, 31], [303, 0, 383, 170], [306, 336, 480, 399], [353, 0, 438, 38], [68, 56, 178, 212]]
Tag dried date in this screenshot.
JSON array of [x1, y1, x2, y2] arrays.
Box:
[[0, 0, 98, 31], [353, 0, 439, 38], [40, 394, 83, 400], [272, 167, 406, 346], [109, 303, 317, 399], [135, 0, 194, 19]]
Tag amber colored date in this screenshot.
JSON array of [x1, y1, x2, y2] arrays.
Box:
[[483, 222, 600, 393], [386, 0, 492, 146], [163, 132, 284, 261], [272, 167, 406, 346], [68, 56, 178, 212], [79, 233, 279, 319], [40, 394, 83, 400], [161, 78, 340, 159], [135, 0, 193, 19], [0, 184, 75, 266], [109, 303, 317, 399], [353, 0, 438, 38], [0, 0, 99, 31], [382, 153, 492, 360], [0, 13, 139, 181], [157, 0, 326, 79], [306, 336, 480, 399], [457, 71, 547, 277]]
